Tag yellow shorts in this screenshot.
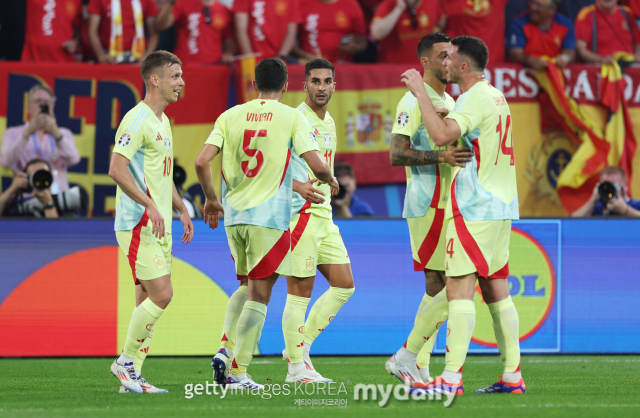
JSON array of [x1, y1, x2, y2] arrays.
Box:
[[290, 213, 350, 278], [444, 216, 511, 279], [226, 224, 291, 280], [116, 224, 172, 284], [407, 207, 446, 272]]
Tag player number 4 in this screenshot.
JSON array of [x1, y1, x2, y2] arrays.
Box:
[[446, 238, 455, 258], [242, 129, 266, 177], [495, 115, 515, 166]]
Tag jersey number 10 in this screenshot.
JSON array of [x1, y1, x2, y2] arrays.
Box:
[[495, 115, 515, 166]]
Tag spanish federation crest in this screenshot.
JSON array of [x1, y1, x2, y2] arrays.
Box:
[[164, 137, 171, 152], [397, 112, 409, 127], [324, 133, 331, 147]]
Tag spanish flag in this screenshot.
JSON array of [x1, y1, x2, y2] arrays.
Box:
[[233, 55, 259, 103], [535, 59, 637, 213]]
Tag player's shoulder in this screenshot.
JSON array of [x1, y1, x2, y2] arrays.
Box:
[[120, 102, 150, 131], [553, 13, 574, 28], [576, 5, 596, 22]]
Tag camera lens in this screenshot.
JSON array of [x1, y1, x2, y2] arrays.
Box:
[[598, 181, 617, 204], [29, 169, 53, 191], [336, 184, 347, 200]]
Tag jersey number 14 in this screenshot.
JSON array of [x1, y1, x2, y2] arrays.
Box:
[[495, 115, 514, 166]]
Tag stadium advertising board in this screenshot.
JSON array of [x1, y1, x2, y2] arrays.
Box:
[[1, 219, 637, 357]]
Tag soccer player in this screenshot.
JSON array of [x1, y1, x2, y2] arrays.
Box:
[[279, 58, 354, 383], [385, 33, 473, 385], [394, 36, 525, 395], [195, 58, 337, 390], [108, 51, 194, 394]]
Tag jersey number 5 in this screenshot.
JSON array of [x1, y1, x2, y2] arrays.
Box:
[[495, 115, 515, 166], [242, 129, 266, 178]]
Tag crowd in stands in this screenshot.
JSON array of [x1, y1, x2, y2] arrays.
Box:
[[2, 0, 640, 67]]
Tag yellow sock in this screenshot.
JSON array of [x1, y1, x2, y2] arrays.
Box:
[[282, 295, 310, 363], [303, 287, 354, 345], [443, 299, 475, 373], [133, 325, 153, 375], [232, 301, 267, 375], [220, 286, 248, 350], [123, 298, 163, 359], [406, 289, 448, 355], [488, 296, 521, 373]]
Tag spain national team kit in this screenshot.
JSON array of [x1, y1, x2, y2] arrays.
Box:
[[290, 102, 350, 277], [206, 99, 319, 280], [114, 101, 175, 283], [392, 83, 456, 272]]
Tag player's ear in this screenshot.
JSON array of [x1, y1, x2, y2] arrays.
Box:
[[282, 82, 288, 94], [252, 80, 258, 92], [303, 81, 308, 93]]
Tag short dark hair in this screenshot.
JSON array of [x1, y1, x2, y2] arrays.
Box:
[[141, 51, 183, 83], [601, 166, 627, 182], [305, 58, 335, 80], [451, 36, 489, 71], [417, 33, 452, 59], [25, 158, 51, 172], [334, 161, 354, 179], [255, 58, 288, 93]]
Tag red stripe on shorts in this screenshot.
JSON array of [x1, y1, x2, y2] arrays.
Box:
[[488, 261, 509, 279], [450, 177, 489, 278], [248, 229, 291, 280], [413, 208, 445, 271], [430, 165, 441, 209], [127, 210, 150, 285], [230, 253, 248, 280], [291, 213, 311, 251]]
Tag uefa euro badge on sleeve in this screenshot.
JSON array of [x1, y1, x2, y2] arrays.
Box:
[[154, 255, 165, 270], [118, 133, 131, 147], [164, 137, 171, 152], [324, 133, 331, 147], [397, 112, 409, 127]]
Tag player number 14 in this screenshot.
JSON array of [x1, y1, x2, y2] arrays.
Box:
[[495, 115, 515, 166]]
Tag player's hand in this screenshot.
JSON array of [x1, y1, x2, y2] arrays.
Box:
[[296, 178, 326, 204], [61, 39, 79, 54], [529, 56, 548, 71], [434, 106, 449, 119], [442, 145, 473, 167], [327, 176, 339, 192], [147, 205, 165, 239], [401, 69, 426, 99], [203, 198, 224, 230], [179, 210, 194, 244], [590, 183, 601, 202]]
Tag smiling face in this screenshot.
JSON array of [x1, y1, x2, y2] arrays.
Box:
[[304, 68, 335, 109], [154, 64, 185, 103]]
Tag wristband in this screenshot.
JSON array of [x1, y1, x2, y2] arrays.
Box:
[[45, 201, 55, 209]]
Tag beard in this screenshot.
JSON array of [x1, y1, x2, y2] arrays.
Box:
[[310, 92, 331, 107], [432, 68, 450, 85]]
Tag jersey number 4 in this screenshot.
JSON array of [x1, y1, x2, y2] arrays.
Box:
[[495, 115, 515, 166], [242, 129, 266, 178]]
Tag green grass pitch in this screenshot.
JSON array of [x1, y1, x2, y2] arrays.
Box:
[[1, 355, 639, 418]]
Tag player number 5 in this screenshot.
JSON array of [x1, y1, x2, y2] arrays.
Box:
[[242, 129, 266, 178], [495, 115, 515, 166]]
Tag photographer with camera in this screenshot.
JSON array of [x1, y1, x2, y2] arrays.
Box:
[[1, 85, 81, 194], [571, 166, 640, 217], [331, 161, 374, 218], [0, 159, 59, 218]]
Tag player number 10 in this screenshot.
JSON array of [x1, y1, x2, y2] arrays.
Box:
[[495, 115, 515, 166], [163, 156, 172, 177]]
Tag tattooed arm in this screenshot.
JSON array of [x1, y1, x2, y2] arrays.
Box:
[[389, 134, 473, 167]]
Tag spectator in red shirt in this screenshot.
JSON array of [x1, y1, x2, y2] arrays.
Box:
[[370, 0, 443, 64], [294, 0, 367, 63], [21, 0, 83, 62], [155, 0, 236, 64], [440, 0, 510, 63], [575, 0, 640, 64], [233, 0, 301, 60], [87, 0, 159, 64], [507, 0, 576, 70]]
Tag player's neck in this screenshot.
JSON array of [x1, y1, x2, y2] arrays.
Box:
[[423, 72, 446, 99], [257, 92, 283, 102], [143, 95, 168, 122], [459, 72, 486, 93], [305, 99, 327, 120]]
